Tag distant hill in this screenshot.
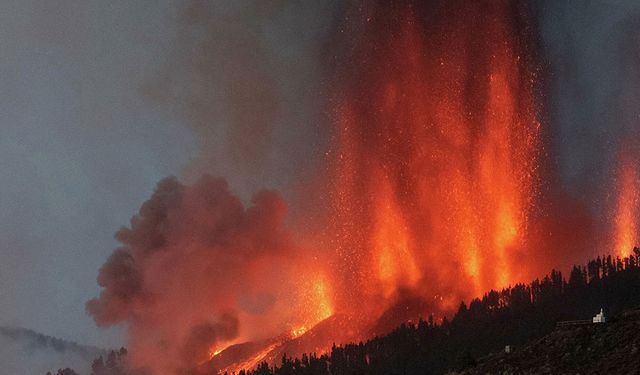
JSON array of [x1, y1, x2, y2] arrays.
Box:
[[0, 326, 106, 374], [454, 310, 640, 374]]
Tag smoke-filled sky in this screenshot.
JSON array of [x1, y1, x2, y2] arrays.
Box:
[[1, 0, 639, 363], [0, 0, 336, 351]]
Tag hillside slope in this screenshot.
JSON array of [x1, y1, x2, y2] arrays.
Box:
[[455, 311, 640, 375], [0, 326, 106, 374]]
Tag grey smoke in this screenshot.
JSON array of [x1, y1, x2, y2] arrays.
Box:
[[0, 0, 195, 352], [145, 0, 339, 199], [0, 0, 338, 362], [538, 0, 640, 203], [0, 326, 106, 375]]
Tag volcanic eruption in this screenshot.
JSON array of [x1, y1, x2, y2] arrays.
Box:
[[611, 140, 640, 258], [87, 177, 334, 373], [325, 1, 543, 316], [86, 1, 640, 374]]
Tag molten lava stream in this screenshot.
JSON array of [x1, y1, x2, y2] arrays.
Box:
[[208, 347, 223, 360]]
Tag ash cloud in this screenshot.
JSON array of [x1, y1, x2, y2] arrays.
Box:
[[180, 314, 239, 365], [145, 1, 339, 198], [525, 0, 640, 262], [537, 0, 640, 202], [87, 175, 309, 373]]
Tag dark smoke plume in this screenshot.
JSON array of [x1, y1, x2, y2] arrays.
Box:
[[145, 1, 338, 198], [538, 0, 640, 202], [180, 313, 239, 365], [87, 175, 310, 373]]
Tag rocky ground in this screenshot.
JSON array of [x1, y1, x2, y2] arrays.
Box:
[[451, 311, 640, 375]]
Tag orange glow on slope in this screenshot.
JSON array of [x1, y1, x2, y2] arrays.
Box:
[[290, 326, 307, 338], [221, 343, 280, 375], [328, 3, 541, 318], [613, 156, 640, 257], [208, 347, 223, 359]]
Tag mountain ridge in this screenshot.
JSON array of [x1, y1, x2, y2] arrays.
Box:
[[0, 325, 108, 374]]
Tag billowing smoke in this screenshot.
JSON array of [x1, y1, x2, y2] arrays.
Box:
[[145, 1, 338, 198], [534, 0, 640, 261], [87, 176, 333, 373], [179, 314, 238, 365], [538, 0, 640, 207]]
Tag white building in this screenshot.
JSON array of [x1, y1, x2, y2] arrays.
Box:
[[592, 308, 606, 323]]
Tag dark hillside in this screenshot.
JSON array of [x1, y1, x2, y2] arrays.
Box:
[[454, 310, 640, 374]]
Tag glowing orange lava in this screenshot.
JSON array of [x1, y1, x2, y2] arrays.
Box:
[[329, 2, 541, 317], [296, 273, 333, 327], [613, 155, 640, 257], [206, 3, 547, 370], [221, 343, 280, 375], [208, 347, 223, 359], [290, 326, 307, 338]]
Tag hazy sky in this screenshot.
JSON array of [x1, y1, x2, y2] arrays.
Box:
[[0, 0, 335, 350], [0, 1, 197, 348], [1, 0, 639, 353]]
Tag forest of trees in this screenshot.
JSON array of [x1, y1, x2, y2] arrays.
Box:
[[50, 248, 640, 375], [47, 348, 130, 375]]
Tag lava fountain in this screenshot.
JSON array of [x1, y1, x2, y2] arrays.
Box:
[[612, 144, 640, 258], [327, 1, 543, 318], [90, 1, 557, 373]]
